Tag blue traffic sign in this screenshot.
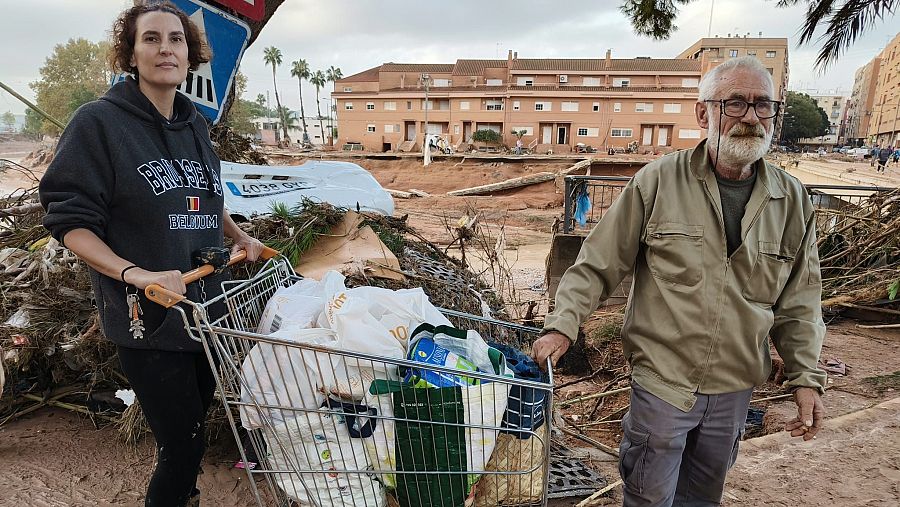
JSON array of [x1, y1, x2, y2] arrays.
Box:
[[112, 0, 250, 124]]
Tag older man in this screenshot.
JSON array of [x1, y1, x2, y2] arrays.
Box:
[[533, 56, 826, 506]]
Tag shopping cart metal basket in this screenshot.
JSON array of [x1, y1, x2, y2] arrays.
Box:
[[146, 253, 554, 507]]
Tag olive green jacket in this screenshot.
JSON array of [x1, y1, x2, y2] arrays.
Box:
[[545, 140, 826, 411]]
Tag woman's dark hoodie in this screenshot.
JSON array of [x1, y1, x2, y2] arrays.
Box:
[[40, 77, 226, 351]]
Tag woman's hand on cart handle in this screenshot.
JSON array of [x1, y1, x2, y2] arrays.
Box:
[[125, 268, 187, 294], [230, 235, 268, 262]]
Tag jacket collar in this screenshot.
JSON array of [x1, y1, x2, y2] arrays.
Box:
[[689, 139, 785, 199]]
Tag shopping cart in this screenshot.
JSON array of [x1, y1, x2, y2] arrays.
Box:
[[146, 253, 554, 507]]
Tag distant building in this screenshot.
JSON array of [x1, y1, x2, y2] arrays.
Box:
[[676, 36, 789, 103], [796, 93, 848, 148], [332, 36, 790, 153], [846, 59, 882, 145], [251, 114, 335, 146]]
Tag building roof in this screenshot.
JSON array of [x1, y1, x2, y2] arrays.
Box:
[[508, 85, 698, 93], [381, 85, 508, 93], [452, 59, 508, 75], [338, 66, 382, 83], [510, 58, 701, 72], [380, 63, 456, 73]]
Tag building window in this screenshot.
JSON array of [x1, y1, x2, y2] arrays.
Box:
[[517, 76, 534, 86], [366, 102, 375, 110], [576, 127, 599, 137], [422, 100, 434, 110], [635, 102, 654, 112], [512, 126, 534, 136], [747, 50, 757, 56], [343, 86, 352, 92], [593, 102, 600, 112], [367, 124, 376, 133], [460, 101, 470, 111], [729, 49, 739, 57], [613, 102, 622, 112], [561, 101, 579, 112], [384, 101, 397, 111], [433, 78, 451, 87], [486, 99, 504, 111], [613, 78, 630, 87], [438, 99, 450, 111], [486, 78, 503, 86], [407, 101, 412, 110], [679, 129, 701, 139], [535, 101, 551, 111], [682, 78, 699, 87], [384, 124, 394, 133], [454, 124, 460, 134], [345, 102, 353, 110], [663, 103, 682, 113], [611, 128, 633, 137], [583, 77, 601, 86], [577, 128, 588, 136], [513, 101, 520, 111], [766, 50, 776, 58]]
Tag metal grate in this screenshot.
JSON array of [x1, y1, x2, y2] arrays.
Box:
[[547, 445, 610, 499]]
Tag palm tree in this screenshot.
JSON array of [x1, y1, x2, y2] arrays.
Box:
[[326, 66, 343, 145], [263, 46, 290, 145], [310, 70, 327, 144], [290, 59, 312, 145]]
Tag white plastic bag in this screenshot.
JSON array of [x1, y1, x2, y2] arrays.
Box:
[[322, 286, 452, 368], [257, 271, 346, 334], [264, 404, 386, 507], [239, 326, 339, 429]]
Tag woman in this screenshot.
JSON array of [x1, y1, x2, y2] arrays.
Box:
[[39, 2, 264, 504]]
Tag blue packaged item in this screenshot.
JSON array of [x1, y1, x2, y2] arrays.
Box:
[[404, 336, 481, 388], [489, 342, 549, 438]]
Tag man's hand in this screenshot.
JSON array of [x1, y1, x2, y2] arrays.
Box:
[[785, 387, 824, 441], [532, 332, 571, 370]]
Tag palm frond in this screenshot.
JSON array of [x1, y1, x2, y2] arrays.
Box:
[[808, 0, 898, 69], [620, 0, 693, 39]]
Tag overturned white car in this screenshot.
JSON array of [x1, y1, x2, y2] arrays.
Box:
[[221, 160, 394, 220]]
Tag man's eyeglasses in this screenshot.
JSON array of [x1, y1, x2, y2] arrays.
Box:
[[705, 99, 781, 119]]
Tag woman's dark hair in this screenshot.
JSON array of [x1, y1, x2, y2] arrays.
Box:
[[109, 1, 211, 75]]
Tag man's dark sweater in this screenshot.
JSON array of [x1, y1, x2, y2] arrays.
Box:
[[715, 170, 757, 256]]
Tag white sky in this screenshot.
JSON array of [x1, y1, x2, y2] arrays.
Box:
[[2, 0, 897, 116]]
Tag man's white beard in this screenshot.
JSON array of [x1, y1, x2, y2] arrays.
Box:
[[707, 115, 773, 167]]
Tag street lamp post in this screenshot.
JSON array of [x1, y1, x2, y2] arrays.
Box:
[[421, 73, 431, 166]]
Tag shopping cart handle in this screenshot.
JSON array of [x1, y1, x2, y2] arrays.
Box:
[[145, 245, 279, 308]]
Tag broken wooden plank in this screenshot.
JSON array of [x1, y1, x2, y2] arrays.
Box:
[[575, 479, 624, 507], [408, 188, 431, 197], [384, 188, 412, 199], [447, 172, 555, 196]]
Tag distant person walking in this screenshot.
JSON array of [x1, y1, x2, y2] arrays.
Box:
[[877, 145, 892, 172], [871, 145, 880, 167]]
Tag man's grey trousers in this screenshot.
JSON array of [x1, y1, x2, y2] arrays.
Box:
[[618, 382, 753, 507]]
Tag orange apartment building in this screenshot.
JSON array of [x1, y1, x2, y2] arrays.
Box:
[[846, 58, 882, 145], [333, 37, 789, 153]]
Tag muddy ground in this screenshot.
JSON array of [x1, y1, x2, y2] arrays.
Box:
[[1, 140, 898, 505]]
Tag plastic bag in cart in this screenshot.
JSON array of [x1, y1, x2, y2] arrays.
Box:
[[321, 285, 453, 372], [257, 271, 346, 334], [264, 398, 386, 507], [363, 324, 511, 495], [239, 326, 342, 429]]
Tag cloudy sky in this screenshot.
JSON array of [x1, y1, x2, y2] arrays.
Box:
[[2, 0, 898, 116]]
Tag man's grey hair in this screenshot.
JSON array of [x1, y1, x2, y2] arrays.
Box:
[[698, 56, 775, 101]]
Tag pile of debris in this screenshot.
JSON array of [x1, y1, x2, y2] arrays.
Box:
[[0, 192, 507, 438], [818, 188, 900, 310]]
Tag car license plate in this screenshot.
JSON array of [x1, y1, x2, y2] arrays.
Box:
[[226, 181, 312, 198]]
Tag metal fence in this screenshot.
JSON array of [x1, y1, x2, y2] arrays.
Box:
[[562, 175, 896, 235]]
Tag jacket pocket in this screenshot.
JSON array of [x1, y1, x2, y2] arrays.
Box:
[[618, 414, 651, 493], [743, 241, 795, 305], [645, 223, 703, 286]]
